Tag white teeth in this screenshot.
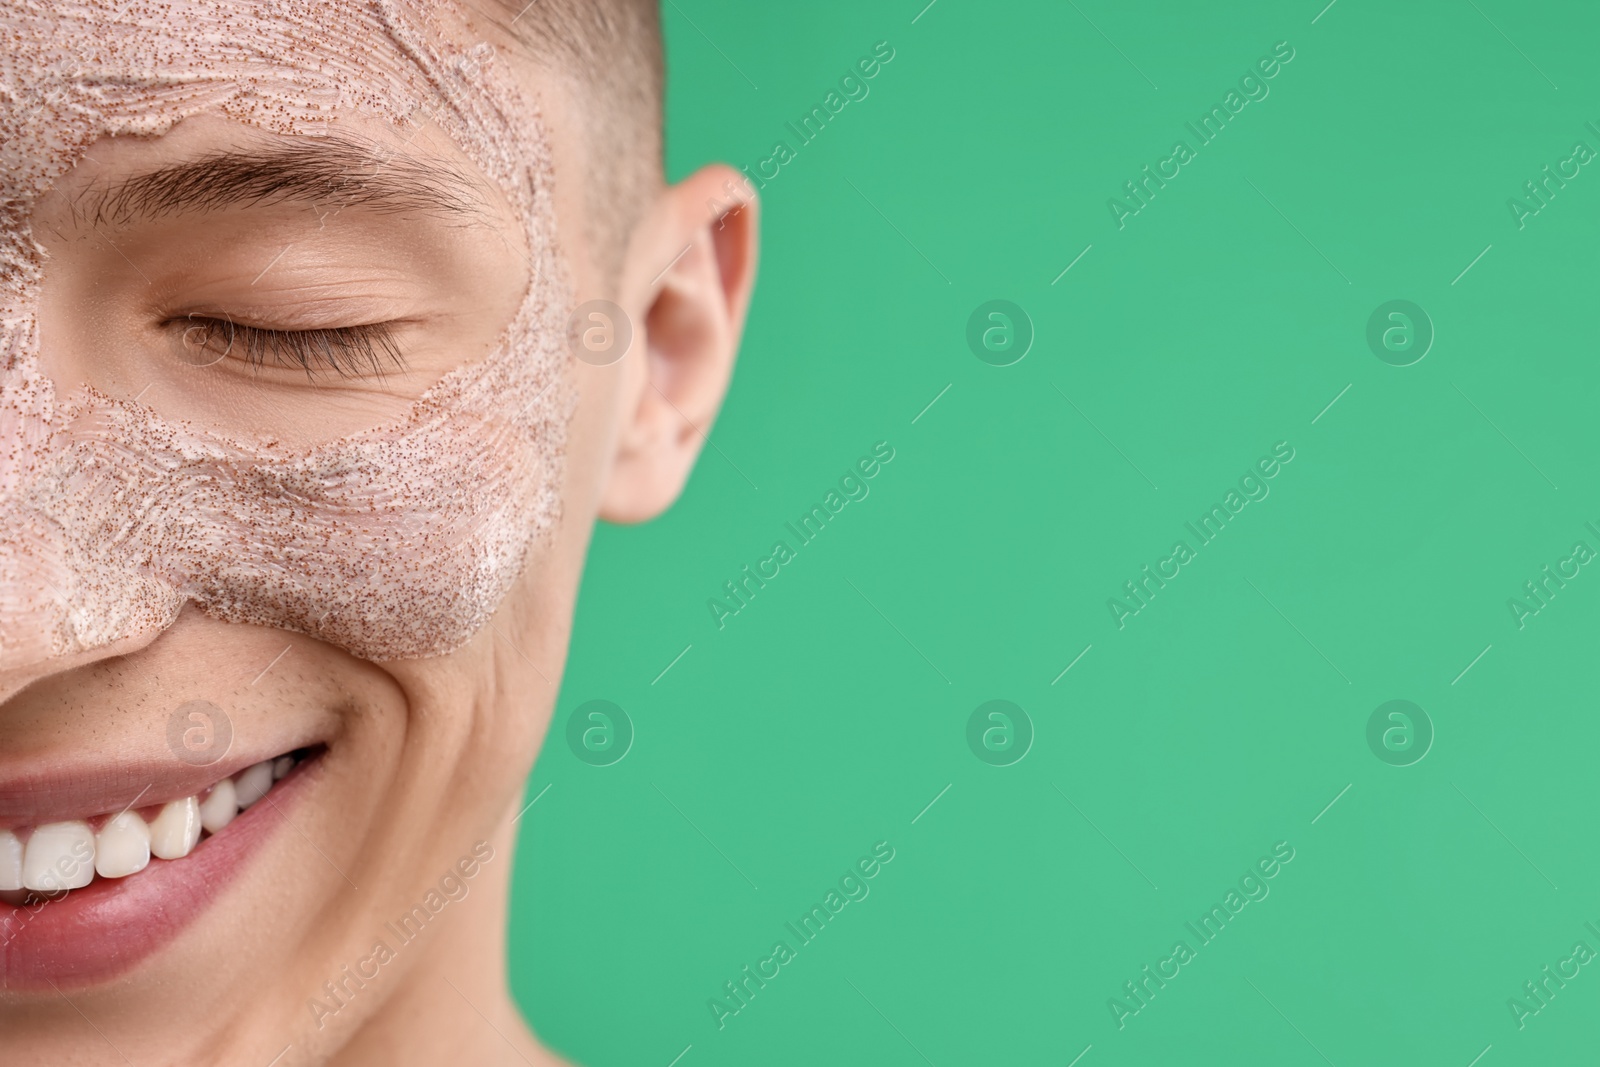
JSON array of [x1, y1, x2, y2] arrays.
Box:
[[199, 778, 237, 834], [0, 752, 302, 902], [234, 761, 274, 808], [0, 828, 23, 891], [94, 812, 152, 879], [148, 797, 202, 861], [23, 821, 96, 892]]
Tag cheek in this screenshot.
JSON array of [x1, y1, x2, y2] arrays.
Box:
[[2, 312, 575, 672], [385, 543, 575, 786]]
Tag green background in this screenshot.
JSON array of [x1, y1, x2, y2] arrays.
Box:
[[510, 2, 1600, 1064]]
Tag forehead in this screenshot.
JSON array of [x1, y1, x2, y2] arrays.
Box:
[[0, 0, 545, 245]]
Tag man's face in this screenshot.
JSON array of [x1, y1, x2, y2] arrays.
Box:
[[0, 1, 661, 1061]]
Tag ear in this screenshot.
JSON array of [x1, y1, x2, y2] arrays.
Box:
[[598, 164, 759, 524]]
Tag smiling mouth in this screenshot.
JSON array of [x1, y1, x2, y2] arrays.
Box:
[[0, 744, 327, 991], [0, 746, 319, 904]]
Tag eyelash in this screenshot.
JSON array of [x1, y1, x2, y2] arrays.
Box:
[[179, 316, 406, 379]]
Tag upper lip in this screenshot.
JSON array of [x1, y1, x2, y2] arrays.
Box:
[[0, 743, 318, 828]]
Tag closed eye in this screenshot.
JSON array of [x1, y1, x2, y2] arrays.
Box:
[[174, 314, 407, 379]]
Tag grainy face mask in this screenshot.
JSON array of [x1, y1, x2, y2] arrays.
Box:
[[0, 0, 573, 672]]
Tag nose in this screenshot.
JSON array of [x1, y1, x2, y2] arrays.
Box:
[[0, 523, 178, 704]]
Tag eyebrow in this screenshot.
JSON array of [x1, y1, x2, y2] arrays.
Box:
[[78, 134, 494, 229]]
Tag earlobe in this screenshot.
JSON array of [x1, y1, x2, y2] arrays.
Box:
[[598, 165, 759, 524]]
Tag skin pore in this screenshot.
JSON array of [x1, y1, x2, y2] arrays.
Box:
[[0, 2, 757, 1065]]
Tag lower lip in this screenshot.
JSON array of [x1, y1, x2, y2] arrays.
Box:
[[0, 757, 319, 991]]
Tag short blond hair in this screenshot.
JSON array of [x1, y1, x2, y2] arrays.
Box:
[[475, 0, 665, 282]]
